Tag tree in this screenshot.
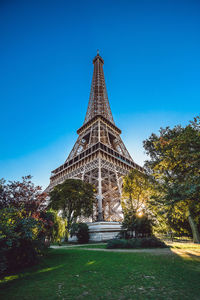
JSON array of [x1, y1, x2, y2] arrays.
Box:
[[0, 176, 69, 275], [0, 176, 47, 217], [0, 179, 7, 209], [0, 176, 68, 242], [40, 210, 67, 244], [122, 211, 153, 238], [121, 170, 153, 238], [147, 191, 194, 237], [122, 169, 151, 215], [143, 116, 200, 243], [49, 179, 95, 231]]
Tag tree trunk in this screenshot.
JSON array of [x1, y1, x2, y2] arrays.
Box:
[[188, 210, 200, 244], [66, 215, 72, 235]]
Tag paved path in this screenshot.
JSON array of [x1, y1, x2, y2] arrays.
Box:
[[51, 243, 106, 249], [51, 245, 200, 257]]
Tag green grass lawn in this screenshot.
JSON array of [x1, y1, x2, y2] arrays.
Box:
[[0, 248, 200, 300]]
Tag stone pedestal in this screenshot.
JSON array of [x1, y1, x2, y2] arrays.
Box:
[[87, 221, 122, 242], [68, 221, 122, 242]]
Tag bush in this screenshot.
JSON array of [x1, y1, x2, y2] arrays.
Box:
[[71, 223, 89, 244], [0, 207, 46, 276], [107, 237, 167, 249]]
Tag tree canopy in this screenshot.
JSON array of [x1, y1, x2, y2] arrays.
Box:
[[0, 176, 67, 275], [143, 116, 200, 243], [40, 209, 67, 243], [122, 169, 151, 215], [49, 179, 95, 231], [0, 175, 47, 217], [121, 169, 153, 237]]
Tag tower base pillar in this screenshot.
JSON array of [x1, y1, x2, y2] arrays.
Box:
[[88, 221, 122, 242]]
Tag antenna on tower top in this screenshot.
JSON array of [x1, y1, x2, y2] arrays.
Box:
[[97, 49, 99, 55]]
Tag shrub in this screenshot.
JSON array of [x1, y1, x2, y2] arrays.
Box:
[[71, 223, 89, 244], [0, 207, 46, 276], [107, 237, 167, 249]]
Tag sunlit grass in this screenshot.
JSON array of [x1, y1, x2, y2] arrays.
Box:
[[167, 242, 200, 249], [0, 247, 200, 300], [0, 265, 64, 284], [0, 275, 19, 283], [86, 260, 96, 265]]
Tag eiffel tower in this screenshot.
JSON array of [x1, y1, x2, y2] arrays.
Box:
[[46, 52, 142, 222]]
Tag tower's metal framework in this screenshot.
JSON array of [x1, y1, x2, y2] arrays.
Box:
[[46, 53, 142, 221]]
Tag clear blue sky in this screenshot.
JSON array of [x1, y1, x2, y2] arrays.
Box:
[[0, 0, 200, 188]]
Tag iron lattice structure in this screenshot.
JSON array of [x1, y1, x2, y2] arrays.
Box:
[[46, 53, 142, 221]]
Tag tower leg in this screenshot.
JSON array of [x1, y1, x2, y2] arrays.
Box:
[[97, 158, 103, 221], [97, 195, 103, 221]]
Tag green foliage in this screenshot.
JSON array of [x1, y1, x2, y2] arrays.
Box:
[[107, 237, 167, 249], [0, 176, 69, 275], [122, 211, 153, 238], [143, 116, 200, 243], [122, 170, 153, 238], [70, 223, 89, 244], [40, 210, 67, 243], [49, 179, 95, 231], [122, 169, 151, 215], [0, 207, 45, 275]]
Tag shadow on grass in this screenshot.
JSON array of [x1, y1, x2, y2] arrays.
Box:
[[0, 249, 72, 284], [1, 247, 200, 300]]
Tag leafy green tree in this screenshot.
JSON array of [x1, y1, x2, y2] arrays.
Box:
[[122, 211, 153, 238], [40, 210, 67, 243], [0, 176, 69, 275], [147, 192, 193, 237], [122, 169, 151, 215], [143, 116, 200, 243], [49, 179, 95, 231], [121, 170, 153, 238]]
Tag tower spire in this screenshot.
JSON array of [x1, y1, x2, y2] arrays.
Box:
[[84, 53, 115, 125]]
